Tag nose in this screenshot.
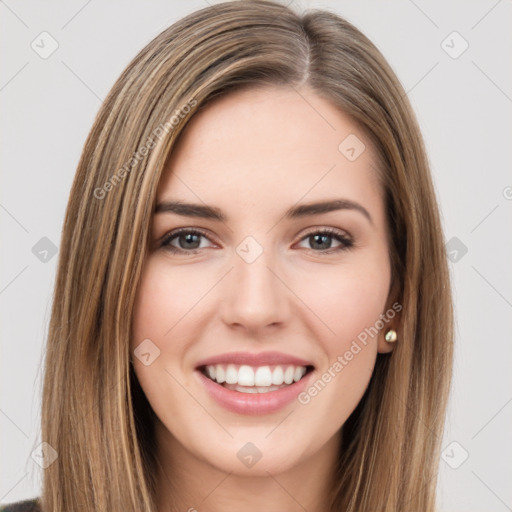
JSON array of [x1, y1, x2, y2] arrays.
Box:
[[219, 246, 290, 335]]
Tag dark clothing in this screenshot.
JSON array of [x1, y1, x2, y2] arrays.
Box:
[[0, 498, 41, 512]]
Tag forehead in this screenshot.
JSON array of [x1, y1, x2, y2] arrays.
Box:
[[157, 86, 382, 221]]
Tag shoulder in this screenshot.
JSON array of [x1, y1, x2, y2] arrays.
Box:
[[0, 498, 41, 512]]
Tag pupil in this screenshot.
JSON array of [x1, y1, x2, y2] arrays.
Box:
[[311, 234, 331, 250], [181, 233, 200, 249]]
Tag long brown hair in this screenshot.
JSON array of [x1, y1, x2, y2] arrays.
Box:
[[41, 1, 454, 510]]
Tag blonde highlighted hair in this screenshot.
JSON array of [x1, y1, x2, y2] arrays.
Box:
[[41, 1, 454, 510]]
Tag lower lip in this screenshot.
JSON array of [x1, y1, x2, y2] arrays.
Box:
[[195, 369, 314, 415]]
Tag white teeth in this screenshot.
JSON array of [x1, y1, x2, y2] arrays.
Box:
[[232, 385, 258, 393], [293, 366, 306, 382], [225, 364, 238, 384], [216, 365, 226, 384], [283, 366, 295, 384], [204, 363, 309, 388], [224, 383, 288, 393], [238, 365, 254, 386], [271, 366, 284, 385], [254, 366, 272, 386]]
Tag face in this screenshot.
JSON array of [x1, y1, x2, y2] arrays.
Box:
[[131, 85, 396, 478]]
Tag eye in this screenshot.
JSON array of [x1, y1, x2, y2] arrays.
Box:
[[296, 227, 353, 253], [159, 227, 354, 255], [160, 228, 215, 254]]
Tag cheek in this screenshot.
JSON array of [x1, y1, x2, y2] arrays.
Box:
[[292, 263, 389, 433], [131, 258, 208, 351], [130, 259, 212, 431], [293, 258, 390, 348]]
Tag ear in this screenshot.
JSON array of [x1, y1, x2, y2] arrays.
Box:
[[377, 285, 402, 354]]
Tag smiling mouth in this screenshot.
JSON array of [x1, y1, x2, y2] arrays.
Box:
[[198, 363, 315, 394]]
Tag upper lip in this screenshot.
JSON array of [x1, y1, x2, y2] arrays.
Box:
[[195, 351, 314, 369]]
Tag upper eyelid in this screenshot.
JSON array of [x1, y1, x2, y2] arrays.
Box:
[[160, 227, 216, 245]]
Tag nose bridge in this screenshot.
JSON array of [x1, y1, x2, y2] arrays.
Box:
[[220, 237, 288, 331]]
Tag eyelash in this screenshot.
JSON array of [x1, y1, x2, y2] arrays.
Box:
[[159, 227, 354, 255]]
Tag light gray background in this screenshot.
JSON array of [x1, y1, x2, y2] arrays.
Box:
[[1, 1, 511, 510]]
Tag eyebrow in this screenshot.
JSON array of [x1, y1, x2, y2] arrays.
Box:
[[155, 199, 373, 225]]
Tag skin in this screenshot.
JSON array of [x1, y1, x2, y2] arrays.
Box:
[[131, 85, 399, 512]]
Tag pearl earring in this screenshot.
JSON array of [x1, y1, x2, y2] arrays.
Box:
[[384, 328, 398, 343]]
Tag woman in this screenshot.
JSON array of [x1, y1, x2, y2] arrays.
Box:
[[2, 0, 453, 510]]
